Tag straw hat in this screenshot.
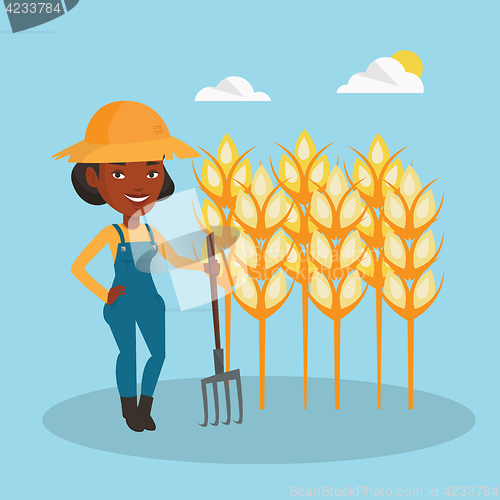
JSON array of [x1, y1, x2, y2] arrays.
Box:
[[53, 101, 200, 163]]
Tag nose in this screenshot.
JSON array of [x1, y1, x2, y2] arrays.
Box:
[[134, 187, 144, 192]]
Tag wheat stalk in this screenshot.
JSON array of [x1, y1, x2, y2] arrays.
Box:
[[347, 134, 406, 408], [271, 131, 333, 409], [308, 162, 368, 408], [382, 163, 445, 408], [193, 135, 253, 372], [231, 164, 293, 409]]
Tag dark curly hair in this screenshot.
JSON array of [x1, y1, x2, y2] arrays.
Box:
[[71, 163, 175, 205]]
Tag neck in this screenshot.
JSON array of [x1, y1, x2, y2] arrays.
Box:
[[123, 215, 141, 229]]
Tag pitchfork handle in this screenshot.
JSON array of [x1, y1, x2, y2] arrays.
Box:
[[207, 232, 221, 350]]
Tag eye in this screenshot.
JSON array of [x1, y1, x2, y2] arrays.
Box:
[[147, 171, 159, 179], [112, 171, 125, 179]]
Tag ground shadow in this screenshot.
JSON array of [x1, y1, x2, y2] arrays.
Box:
[[43, 377, 475, 464], [0, 31, 56, 34]]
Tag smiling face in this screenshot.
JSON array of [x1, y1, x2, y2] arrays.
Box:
[[86, 161, 165, 217]]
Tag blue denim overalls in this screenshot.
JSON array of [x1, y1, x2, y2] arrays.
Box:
[[103, 224, 166, 398]]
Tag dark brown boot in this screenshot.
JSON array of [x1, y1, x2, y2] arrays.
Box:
[[138, 394, 156, 431], [120, 396, 144, 432]]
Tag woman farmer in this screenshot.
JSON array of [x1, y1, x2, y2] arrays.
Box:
[[53, 101, 217, 432]]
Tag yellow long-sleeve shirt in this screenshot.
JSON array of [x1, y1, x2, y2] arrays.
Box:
[[71, 224, 203, 303]]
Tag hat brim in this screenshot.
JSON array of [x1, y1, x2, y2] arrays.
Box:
[[52, 136, 201, 163]]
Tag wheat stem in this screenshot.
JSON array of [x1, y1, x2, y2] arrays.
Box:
[[334, 318, 341, 409], [225, 293, 231, 373], [376, 287, 383, 409], [302, 282, 309, 409], [408, 317, 414, 410], [259, 318, 266, 410]]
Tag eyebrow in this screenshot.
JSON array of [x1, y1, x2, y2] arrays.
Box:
[[146, 161, 161, 165], [110, 162, 126, 166]]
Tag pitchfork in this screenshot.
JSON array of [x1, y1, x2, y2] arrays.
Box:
[[200, 232, 243, 426]]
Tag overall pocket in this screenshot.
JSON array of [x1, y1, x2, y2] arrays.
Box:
[[103, 296, 121, 324], [153, 294, 166, 312]]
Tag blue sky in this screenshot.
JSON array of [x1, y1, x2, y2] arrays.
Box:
[[1, 0, 499, 498]]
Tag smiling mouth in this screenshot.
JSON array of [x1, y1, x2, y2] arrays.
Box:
[[124, 194, 150, 203]]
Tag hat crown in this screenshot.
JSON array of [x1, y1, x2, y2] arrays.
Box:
[[85, 101, 171, 145]]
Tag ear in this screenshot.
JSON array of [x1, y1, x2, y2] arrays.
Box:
[[86, 167, 99, 188]]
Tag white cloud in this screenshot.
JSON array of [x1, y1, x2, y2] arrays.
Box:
[[195, 76, 271, 101], [337, 57, 424, 94]]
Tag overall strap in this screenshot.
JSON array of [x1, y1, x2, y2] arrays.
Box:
[[112, 224, 126, 244], [144, 223, 156, 244]]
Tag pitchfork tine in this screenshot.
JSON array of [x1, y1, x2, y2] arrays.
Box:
[[222, 380, 231, 425], [234, 372, 244, 424], [200, 380, 209, 427], [210, 381, 220, 426]]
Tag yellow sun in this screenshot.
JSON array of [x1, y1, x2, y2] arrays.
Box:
[[391, 50, 423, 78]]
